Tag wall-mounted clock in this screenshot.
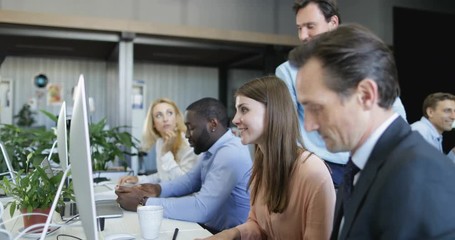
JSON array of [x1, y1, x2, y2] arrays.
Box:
[[34, 74, 48, 88]]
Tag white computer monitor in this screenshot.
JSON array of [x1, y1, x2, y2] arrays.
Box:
[[0, 142, 16, 184], [38, 104, 65, 179], [39, 166, 70, 240], [39, 101, 70, 239], [69, 74, 99, 240], [57, 101, 69, 171]]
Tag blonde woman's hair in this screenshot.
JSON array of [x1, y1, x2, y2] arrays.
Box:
[[141, 98, 187, 160]]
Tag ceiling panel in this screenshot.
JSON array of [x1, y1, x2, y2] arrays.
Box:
[[0, 24, 293, 70]]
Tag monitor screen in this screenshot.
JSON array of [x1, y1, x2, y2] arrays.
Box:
[[69, 74, 99, 240]]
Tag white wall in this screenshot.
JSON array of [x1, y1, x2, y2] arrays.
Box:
[[226, 69, 262, 120], [0, 0, 295, 36], [0, 56, 219, 128], [0, 56, 108, 128]]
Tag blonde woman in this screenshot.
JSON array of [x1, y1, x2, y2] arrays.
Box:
[[119, 98, 198, 184]]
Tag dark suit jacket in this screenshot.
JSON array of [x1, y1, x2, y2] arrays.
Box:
[[331, 117, 455, 240]]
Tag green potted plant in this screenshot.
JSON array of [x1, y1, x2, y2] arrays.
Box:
[[0, 108, 59, 175], [89, 118, 139, 172], [0, 109, 139, 182], [13, 103, 36, 127], [0, 123, 56, 175], [0, 161, 74, 230]]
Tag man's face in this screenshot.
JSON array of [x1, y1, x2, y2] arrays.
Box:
[[296, 2, 337, 42], [184, 110, 212, 154], [296, 58, 366, 153], [427, 99, 455, 133]]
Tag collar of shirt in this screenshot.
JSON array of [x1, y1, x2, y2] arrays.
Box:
[[351, 113, 399, 183], [420, 116, 443, 143], [202, 129, 232, 161]]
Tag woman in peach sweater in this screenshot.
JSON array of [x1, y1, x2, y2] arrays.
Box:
[[199, 76, 335, 240]]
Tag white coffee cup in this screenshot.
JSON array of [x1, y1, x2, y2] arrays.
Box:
[[137, 205, 164, 240]]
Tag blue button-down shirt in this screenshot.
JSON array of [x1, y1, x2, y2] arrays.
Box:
[[146, 130, 252, 231], [411, 116, 455, 162], [275, 61, 408, 165]]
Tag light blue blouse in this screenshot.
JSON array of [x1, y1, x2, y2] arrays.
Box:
[[411, 116, 455, 162]]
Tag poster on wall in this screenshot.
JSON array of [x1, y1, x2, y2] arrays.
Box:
[[47, 83, 63, 106], [132, 81, 144, 109]]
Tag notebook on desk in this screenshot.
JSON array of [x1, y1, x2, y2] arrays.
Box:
[[95, 199, 123, 218], [93, 183, 124, 218], [93, 183, 123, 218], [63, 183, 123, 220]]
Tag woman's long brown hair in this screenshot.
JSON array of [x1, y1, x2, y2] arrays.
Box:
[[235, 76, 304, 213]]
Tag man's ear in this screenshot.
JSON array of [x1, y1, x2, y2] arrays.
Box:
[[329, 15, 339, 31], [208, 118, 219, 132], [356, 79, 378, 109], [426, 107, 434, 118]]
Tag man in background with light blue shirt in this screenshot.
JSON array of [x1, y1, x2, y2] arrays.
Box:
[[116, 97, 252, 234], [411, 92, 455, 163], [276, 0, 407, 187]]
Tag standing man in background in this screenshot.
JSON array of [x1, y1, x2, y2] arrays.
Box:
[[275, 0, 407, 187], [411, 92, 455, 163]]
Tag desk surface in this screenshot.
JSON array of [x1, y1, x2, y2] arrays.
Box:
[[1, 183, 212, 239]]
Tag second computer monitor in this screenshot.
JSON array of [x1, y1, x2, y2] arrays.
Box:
[[69, 74, 99, 240]]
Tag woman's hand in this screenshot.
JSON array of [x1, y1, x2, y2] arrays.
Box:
[[161, 130, 177, 154]]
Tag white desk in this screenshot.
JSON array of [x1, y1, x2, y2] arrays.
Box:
[[1, 183, 212, 239]]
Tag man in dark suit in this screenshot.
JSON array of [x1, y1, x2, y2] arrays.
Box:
[[289, 23, 455, 239]]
